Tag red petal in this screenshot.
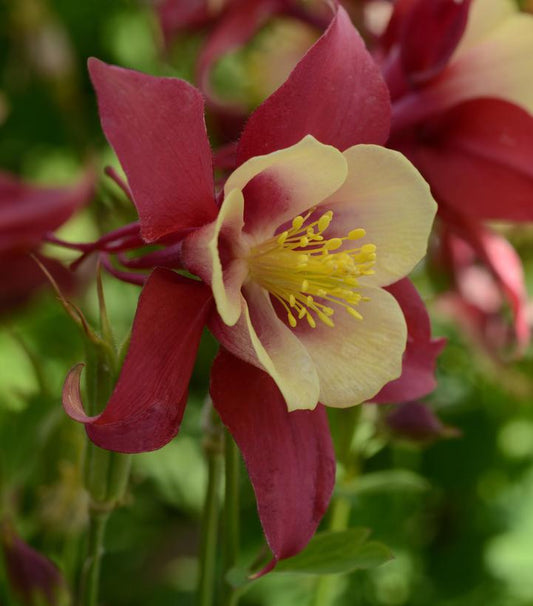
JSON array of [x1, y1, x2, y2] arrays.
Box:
[[63, 269, 212, 453], [0, 169, 94, 254], [399, 0, 471, 85], [402, 98, 533, 221], [210, 350, 335, 573], [88, 59, 217, 242], [237, 5, 390, 163], [374, 279, 445, 403], [443, 217, 530, 355], [0, 253, 77, 315]]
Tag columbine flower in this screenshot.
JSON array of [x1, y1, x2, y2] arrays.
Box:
[[375, 0, 533, 351], [64, 6, 436, 569], [0, 170, 94, 313]]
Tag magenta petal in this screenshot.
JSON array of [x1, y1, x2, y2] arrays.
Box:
[[237, 5, 390, 163], [0, 169, 94, 254], [405, 98, 533, 221], [88, 58, 217, 242], [399, 0, 472, 85], [374, 279, 445, 404], [63, 268, 212, 453], [210, 350, 335, 572]]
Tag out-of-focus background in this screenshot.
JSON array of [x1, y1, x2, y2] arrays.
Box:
[[1, 1, 533, 604]]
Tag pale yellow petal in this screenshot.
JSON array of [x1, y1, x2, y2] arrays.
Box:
[[445, 13, 533, 114], [212, 282, 321, 411], [456, 0, 516, 51], [321, 145, 436, 287], [295, 286, 407, 408], [225, 135, 348, 241]]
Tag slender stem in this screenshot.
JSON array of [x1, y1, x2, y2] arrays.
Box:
[[80, 510, 110, 606], [312, 408, 362, 606], [197, 448, 223, 606], [221, 433, 240, 606]]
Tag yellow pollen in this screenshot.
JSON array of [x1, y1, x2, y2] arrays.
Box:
[[247, 209, 377, 328]]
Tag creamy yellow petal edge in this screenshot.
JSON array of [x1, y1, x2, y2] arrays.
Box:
[[224, 134, 348, 240], [322, 145, 437, 288], [295, 286, 407, 408], [457, 0, 517, 52], [445, 14, 533, 115], [243, 282, 321, 411], [207, 188, 247, 326]]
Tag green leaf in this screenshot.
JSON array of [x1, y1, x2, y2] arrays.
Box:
[[337, 470, 430, 499], [274, 528, 393, 575]]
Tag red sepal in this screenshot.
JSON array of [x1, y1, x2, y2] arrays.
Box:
[[210, 350, 335, 574], [63, 269, 212, 453]]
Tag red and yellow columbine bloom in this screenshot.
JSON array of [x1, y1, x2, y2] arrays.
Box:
[[182, 135, 436, 411], [63, 6, 438, 571]]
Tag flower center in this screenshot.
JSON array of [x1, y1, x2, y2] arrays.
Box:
[[247, 209, 376, 328]]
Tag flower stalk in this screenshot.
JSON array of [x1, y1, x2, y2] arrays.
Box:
[[197, 401, 224, 606], [222, 431, 240, 606]]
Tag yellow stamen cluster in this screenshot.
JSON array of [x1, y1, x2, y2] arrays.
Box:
[[247, 209, 376, 328]]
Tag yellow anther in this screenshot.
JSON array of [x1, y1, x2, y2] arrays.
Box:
[[247, 208, 376, 330], [325, 238, 343, 251], [318, 211, 333, 233], [348, 228, 366, 240], [346, 307, 363, 320], [317, 311, 335, 328], [292, 215, 304, 230], [277, 231, 288, 245]]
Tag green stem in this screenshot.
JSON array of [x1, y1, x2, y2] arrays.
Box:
[[80, 510, 110, 606], [221, 433, 240, 606], [312, 408, 362, 606], [197, 446, 223, 606]]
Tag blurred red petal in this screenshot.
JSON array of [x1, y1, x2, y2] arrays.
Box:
[[210, 350, 335, 574], [63, 268, 212, 453], [399, 0, 471, 85], [374, 279, 445, 403], [237, 5, 390, 162], [88, 58, 217, 242], [0, 169, 94, 254], [386, 401, 459, 442], [404, 98, 533, 222], [1, 521, 69, 606], [197, 0, 284, 105], [443, 218, 530, 355], [0, 253, 77, 315]]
